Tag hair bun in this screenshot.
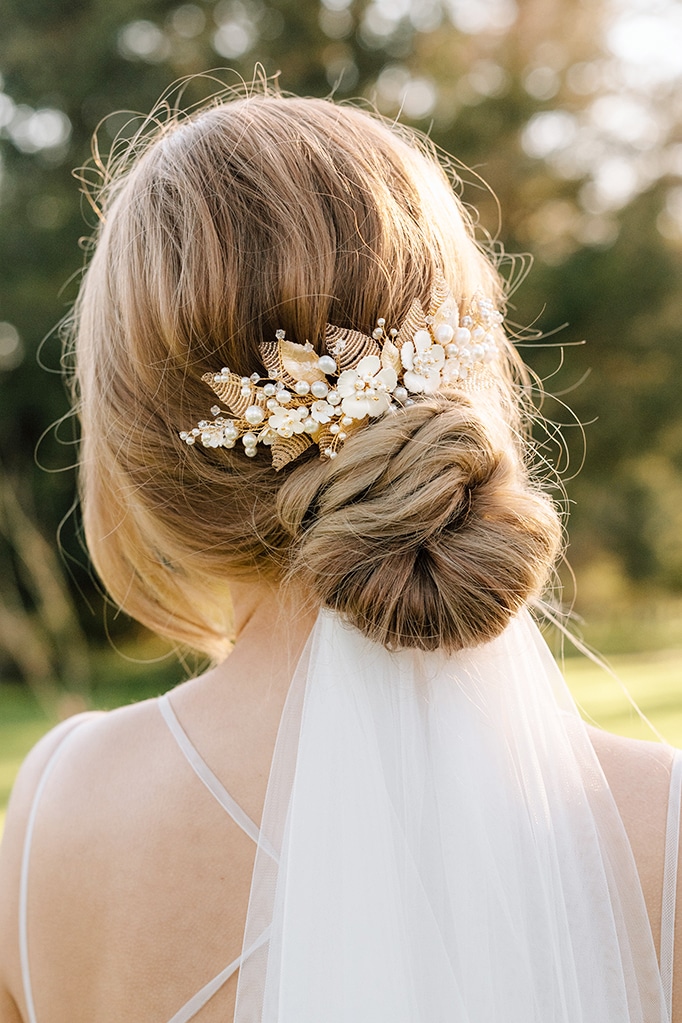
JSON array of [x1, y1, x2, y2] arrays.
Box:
[[278, 396, 562, 651]]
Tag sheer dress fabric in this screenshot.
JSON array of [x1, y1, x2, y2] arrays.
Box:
[[19, 610, 682, 1022]]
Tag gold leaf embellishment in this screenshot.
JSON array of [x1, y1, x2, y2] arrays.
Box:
[[179, 285, 503, 470]]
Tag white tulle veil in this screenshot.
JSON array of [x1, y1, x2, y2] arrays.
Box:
[[233, 608, 666, 1022]]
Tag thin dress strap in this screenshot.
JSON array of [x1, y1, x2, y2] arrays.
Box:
[[19, 714, 98, 1023], [661, 749, 682, 1019], [157, 693, 277, 860], [165, 927, 271, 1023], [157, 693, 274, 1022]]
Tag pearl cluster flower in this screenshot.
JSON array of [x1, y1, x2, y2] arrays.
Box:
[[337, 355, 398, 419], [180, 286, 502, 470]]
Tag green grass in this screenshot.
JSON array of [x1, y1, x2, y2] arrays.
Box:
[[0, 686, 53, 834], [563, 648, 682, 744], [1, 649, 681, 836]]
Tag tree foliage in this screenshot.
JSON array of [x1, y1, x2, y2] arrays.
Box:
[[0, 0, 681, 683]]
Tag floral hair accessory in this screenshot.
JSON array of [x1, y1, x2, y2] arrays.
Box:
[[180, 278, 502, 470]]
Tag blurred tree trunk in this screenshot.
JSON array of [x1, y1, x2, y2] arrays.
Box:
[[0, 462, 90, 717]]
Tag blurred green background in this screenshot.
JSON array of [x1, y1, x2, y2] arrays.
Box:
[[1, 0, 681, 823]]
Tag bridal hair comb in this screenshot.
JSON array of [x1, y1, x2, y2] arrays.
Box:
[[180, 278, 502, 470]]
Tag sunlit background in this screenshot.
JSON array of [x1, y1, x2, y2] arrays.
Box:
[[1, 0, 681, 822]]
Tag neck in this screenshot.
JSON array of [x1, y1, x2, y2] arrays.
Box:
[[229, 577, 319, 644], [208, 578, 321, 708]]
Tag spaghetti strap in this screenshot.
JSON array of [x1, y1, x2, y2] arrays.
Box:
[[165, 926, 271, 1023], [157, 693, 277, 859], [19, 714, 98, 1023], [157, 693, 273, 1022], [661, 749, 682, 1019]]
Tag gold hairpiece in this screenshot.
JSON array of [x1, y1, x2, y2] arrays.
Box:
[[180, 279, 503, 470]]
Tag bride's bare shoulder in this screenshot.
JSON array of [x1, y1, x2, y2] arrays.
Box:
[[588, 725, 678, 956], [588, 725, 675, 859], [589, 723, 674, 779], [588, 724, 675, 821], [1, 699, 169, 860], [0, 700, 169, 1008]]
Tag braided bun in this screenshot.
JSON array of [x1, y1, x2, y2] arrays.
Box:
[[278, 395, 561, 651]]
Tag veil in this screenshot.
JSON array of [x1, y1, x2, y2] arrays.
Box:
[[233, 609, 667, 1022]]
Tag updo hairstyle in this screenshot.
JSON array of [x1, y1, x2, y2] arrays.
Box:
[[73, 92, 561, 657]]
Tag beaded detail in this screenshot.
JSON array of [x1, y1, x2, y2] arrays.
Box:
[[180, 281, 502, 470]]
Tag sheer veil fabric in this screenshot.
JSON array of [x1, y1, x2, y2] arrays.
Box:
[[233, 610, 666, 1022]]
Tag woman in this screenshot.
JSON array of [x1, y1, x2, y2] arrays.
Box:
[[0, 90, 679, 1023]]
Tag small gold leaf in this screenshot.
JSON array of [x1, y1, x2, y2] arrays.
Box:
[[315, 424, 334, 454], [258, 340, 300, 388], [258, 341, 281, 379], [395, 300, 427, 348], [279, 339, 325, 384], [324, 324, 380, 371], [428, 271, 450, 317], [203, 372, 255, 417], [271, 432, 313, 471], [381, 339, 401, 376]]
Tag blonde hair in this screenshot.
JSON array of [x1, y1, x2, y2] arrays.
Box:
[[73, 91, 561, 657]]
